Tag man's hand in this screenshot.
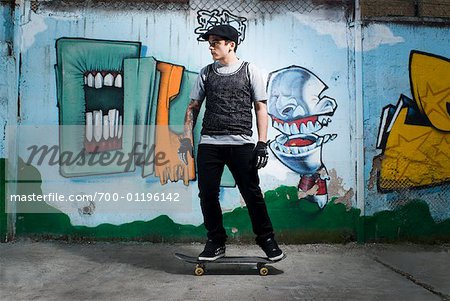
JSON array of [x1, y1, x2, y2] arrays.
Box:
[[178, 137, 193, 165], [254, 141, 269, 169]]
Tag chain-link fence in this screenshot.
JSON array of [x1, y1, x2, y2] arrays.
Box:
[[34, 0, 352, 15], [33, 0, 450, 19]]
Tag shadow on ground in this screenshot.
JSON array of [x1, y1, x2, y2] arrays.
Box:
[[50, 241, 285, 276]]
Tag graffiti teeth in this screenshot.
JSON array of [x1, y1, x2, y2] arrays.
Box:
[[314, 121, 322, 131], [114, 109, 119, 136], [280, 144, 289, 153], [297, 120, 323, 134], [291, 147, 299, 154], [108, 109, 116, 138], [273, 134, 320, 155], [118, 116, 123, 139], [272, 120, 281, 131], [85, 112, 93, 142], [103, 73, 114, 86], [300, 123, 307, 133], [102, 115, 109, 140], [272, 118, 301, 135], [85, 108, 123, 152], [94, 73, 103, 89], [93, 110, 103, 142], [283, 122, 290, 134], [290, 123, 300, 134], [307, 121, 315, 132], [84, 71, 123, 89], [87, 73, 94, 87], [114, 74, 123, 88]]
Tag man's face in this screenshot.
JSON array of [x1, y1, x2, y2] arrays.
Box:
[[208, 35, 233, 61]]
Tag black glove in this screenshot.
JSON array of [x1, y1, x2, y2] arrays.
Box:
[[178, 138, 193, 165], [253, 141, 269, 169]]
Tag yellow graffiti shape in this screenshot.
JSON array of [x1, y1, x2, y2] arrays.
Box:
[[380, 51, 450, 190], [154, 62, 196, 185], [431, 135, 450, 163], [410, 52, 450, 131], [381, 109, 450, 190]]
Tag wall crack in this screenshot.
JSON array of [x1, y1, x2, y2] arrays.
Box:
[[373, 256, 450, 301]]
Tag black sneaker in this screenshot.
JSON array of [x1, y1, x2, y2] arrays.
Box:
[[198, 240, 226, 261], [258, 237, 284, 261]]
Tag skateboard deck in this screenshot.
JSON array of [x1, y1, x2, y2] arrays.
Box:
[[174, 253, 285, 276]]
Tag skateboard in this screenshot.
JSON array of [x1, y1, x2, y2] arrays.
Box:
[[174, 253, 285, 276]]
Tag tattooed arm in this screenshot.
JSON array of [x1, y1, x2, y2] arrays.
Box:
[[183, 99, 202, 139], [178, 99, 202, 165]]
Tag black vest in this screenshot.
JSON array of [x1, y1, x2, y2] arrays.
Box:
[[201, 61, 253, 136]]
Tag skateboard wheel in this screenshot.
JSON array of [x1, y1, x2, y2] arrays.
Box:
[[194, 267, 205, 276], [259, 267, 269, 276]]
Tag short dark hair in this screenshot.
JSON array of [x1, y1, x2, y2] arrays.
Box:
[[225, 40, 238, 52]]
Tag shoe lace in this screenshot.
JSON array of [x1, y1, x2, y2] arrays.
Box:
[[263, 238, 278, 251], [204, 240, 223, 252]]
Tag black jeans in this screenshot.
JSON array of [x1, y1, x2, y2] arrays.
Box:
[[197, 143, 274, 244]]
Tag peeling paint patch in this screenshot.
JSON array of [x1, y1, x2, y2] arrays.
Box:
[[368, 154, 383, 190], [290, 11, 404, 51], [21, 13, 47, 52], [362, 24, 405, 51], [289, 11, 348, 48], [334, 188, 354, 210], [78, 201, 95, 215], [327, 168, 353, 208]]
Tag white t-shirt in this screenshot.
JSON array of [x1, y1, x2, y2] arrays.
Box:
[[190, 59, 268, 145]]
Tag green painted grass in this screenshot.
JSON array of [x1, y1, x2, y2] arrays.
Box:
[[224, 186, 361, 243], [2, 159, 450, 243], [363, 200, 450, 243]]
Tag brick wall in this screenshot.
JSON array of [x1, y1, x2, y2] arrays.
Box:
[[360, 0, 450, 19], [420, 0, 450, 18]]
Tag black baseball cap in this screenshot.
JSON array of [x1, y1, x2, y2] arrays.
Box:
[[201, 24, 239, 45]]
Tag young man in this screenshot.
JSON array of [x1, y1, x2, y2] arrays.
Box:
[[179, 24, 284, 261]]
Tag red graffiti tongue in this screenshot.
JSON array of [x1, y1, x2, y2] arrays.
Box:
[[285, 137, 315, 147]]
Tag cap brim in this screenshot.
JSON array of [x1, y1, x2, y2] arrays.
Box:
[[200, 32, 210, 41]]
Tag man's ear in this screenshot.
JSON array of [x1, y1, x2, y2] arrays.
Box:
[[230, 41, 236, 52]]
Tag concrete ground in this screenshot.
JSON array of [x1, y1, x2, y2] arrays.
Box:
[[0, 240, 449, 301]]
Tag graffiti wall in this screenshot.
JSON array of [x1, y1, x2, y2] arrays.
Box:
[[1, 0, 449, 242], [364, 24, 450, 225], [376, 51, 449, 190]]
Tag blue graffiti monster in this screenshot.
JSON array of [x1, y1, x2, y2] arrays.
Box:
[[267, 66, 337, 208]]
